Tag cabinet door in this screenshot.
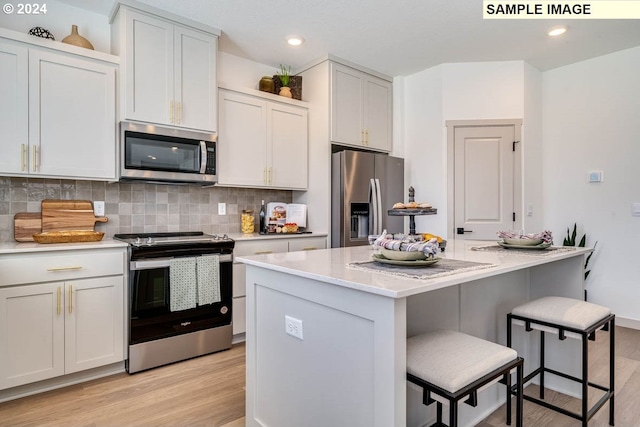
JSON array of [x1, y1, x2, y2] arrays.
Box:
[[124, 9, 174, 125], [268, 102, 308, 189], [218, 90, 267, 187], [0, 42, 28, 175], [174, 26, 217, 131], [364, 76, 392, 152], [0, 282, 65, 389], [330, 62, 363, 147], [29, 50, 116, 180], [65, 276, 124, 374]]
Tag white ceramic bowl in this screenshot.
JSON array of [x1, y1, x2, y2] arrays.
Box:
[[503, 238, 544, 246], [379, 248, 426, 261]]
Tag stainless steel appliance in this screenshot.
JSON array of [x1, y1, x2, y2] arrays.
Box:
[[331, 150, 404, 247], [114, 232, 234, 373], [120, 121, 217, 185]]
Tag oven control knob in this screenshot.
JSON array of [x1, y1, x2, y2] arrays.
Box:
[[220, 306, 229, 314], [146, 237, 153, 245], [222, 234, 228, 240], [135, 237, 141, 245]]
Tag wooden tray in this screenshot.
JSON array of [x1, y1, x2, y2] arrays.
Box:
[[32, 231, 105, 244]]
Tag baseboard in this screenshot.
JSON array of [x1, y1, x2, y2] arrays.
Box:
[[232, 332, 246, 344], [615, 316, 640, 330]]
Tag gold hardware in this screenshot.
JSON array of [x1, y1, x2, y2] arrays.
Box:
[[263, 168, 267, 184], [170, 100, 174, 123], [254, 250, 273, 255], [57, 287, 61, 315], [47, 266, 83, 272], [268, 167, 272, 184], [361, 130, 365, 145], [177, 102, 182, 124], [68, 285, 72, 314], [32, 146, 37, 171], [365, 130, 370, 145], [21, 144, 26, 171], [302, 247, 317, 251]]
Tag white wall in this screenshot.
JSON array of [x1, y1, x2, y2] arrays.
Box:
[[218, 51, 277, 89], [401, 61, 539, 238], [0, 0, 111, 53], [543, 46, 640, 322]]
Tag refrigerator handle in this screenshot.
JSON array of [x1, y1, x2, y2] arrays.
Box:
[[374, 178, 383, 234], [369, 178, 377, 235]]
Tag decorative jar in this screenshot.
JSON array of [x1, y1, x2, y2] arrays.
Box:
[[241, 210, 255, 233]]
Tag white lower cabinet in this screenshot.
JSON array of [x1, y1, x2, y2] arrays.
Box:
[[232, 236, 327, 336], [0, 248, 125, 391]]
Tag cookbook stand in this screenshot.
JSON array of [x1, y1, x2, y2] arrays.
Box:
[[387, 186, 437, 235]]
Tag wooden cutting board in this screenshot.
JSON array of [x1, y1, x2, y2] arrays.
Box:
[[14, 213, 42, 242], [41, 199, 108, 233]]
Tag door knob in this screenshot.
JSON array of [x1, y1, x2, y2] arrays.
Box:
[[457, 228, 473, 234]]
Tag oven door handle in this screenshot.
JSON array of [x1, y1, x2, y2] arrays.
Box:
[[130, 254, 233, 270]]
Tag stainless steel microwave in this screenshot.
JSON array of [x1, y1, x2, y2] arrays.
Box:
[[120, 121, 217, 185]]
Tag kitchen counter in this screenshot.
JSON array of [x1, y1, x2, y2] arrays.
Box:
[[238, 240, 592, 427], [0, 238, 128, 254]]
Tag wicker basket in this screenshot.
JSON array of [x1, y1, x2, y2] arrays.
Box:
[[33, 231, 105, 244], [273, 75, 302, 100]]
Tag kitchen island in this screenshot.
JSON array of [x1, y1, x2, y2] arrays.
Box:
[[237, 240, 592, 427]]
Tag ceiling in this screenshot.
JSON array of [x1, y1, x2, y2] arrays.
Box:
[[57, 0, 640, 77]]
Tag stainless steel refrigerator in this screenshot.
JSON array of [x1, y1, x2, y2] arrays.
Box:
[[331, 150, 404, 247]]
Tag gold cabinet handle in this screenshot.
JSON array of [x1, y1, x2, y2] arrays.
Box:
[[32, 146, 37, 171], [268, 167, 272, 184], [263, 167, 267, 185], [21, 144, 26, 171], [366, 129, 370, 145], [57, 287, 61, 315], [47, 266, 83, 272], [302, 247, 317, 251], [254, 250, 273, 255], [177, 102, 182, 124], [170, 100, 174, 123], [68, 285, 72, 314], [361, 130, 365, 145]]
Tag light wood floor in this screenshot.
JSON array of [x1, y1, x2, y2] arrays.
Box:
[[1, 327, 639, 427]]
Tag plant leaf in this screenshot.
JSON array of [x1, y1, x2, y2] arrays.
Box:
[[578, 234, 586, 247]]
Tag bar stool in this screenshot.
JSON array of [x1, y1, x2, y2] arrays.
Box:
[[507, 296, 615, 426], [407, 330, 524, 427]]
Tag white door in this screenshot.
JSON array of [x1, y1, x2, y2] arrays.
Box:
[[29, 50, 116, 180], [174, 26, 217, 131], [0, 42, 28, 175], [363, 76, 392, 152], [125, 10, 174, 125], [330, 63, 363, 146], [65, 277, 124, 374], [218, 90, 267, 187], [0, 282, 65, 389], [268, 102, 308, 189], [453, 124, 520, 240]]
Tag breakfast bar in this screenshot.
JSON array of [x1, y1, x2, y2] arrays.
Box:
[[238, 240, 592, 427]]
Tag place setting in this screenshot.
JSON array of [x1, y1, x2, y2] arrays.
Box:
[[472, 230, 575, 255]]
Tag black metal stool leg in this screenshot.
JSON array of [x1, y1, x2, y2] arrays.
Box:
[[516, 362, 523, 427], [610, 317, 616, 426], [505, 372, 512, 425], [540, 330, 545, 399], [582, 332, 589, 427], [450, 399, 458, 427]]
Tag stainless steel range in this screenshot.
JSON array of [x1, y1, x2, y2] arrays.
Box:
[[114, 232, 234, 373]]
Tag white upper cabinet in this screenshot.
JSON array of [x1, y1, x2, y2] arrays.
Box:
[[0, 33, 117, 181], [330, 62, 392, 152], [113, 6, 218, 132], [218, 87, 308, 190]]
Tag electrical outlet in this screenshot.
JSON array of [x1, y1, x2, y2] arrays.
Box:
[[218, 203, 226, 215], [285, 315, 304, 340], [93, 201, 105, 217]]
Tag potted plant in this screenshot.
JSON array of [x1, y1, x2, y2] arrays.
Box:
[[276, 65, 292, 98]]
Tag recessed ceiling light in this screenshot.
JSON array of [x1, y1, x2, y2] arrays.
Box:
[[286, 35, 305, 46], [548, 27, 567, 37]]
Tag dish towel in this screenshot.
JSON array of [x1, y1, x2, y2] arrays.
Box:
[[196, 255, 221, 305], [170, 257, 197, 312]]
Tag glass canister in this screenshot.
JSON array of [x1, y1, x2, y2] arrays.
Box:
[[241, 209, 255, 233]]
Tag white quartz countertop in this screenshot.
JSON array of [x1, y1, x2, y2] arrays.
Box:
[[237, 240, 592, 298], [0, 239, 128, 254]]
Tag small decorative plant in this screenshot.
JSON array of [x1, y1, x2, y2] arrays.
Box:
[[563, 223, 597, 280], [277, 64, 291, 87]]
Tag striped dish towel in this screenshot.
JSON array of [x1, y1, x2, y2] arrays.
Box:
[[196, 255, 221, 305], [170, 257, 197, 312]]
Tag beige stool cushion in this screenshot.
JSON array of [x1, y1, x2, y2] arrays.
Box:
[[407, 330, 517, 393], [511, 296, 610, 330]]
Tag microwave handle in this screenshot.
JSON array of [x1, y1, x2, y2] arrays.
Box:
[[199, 141, 207, 173]]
